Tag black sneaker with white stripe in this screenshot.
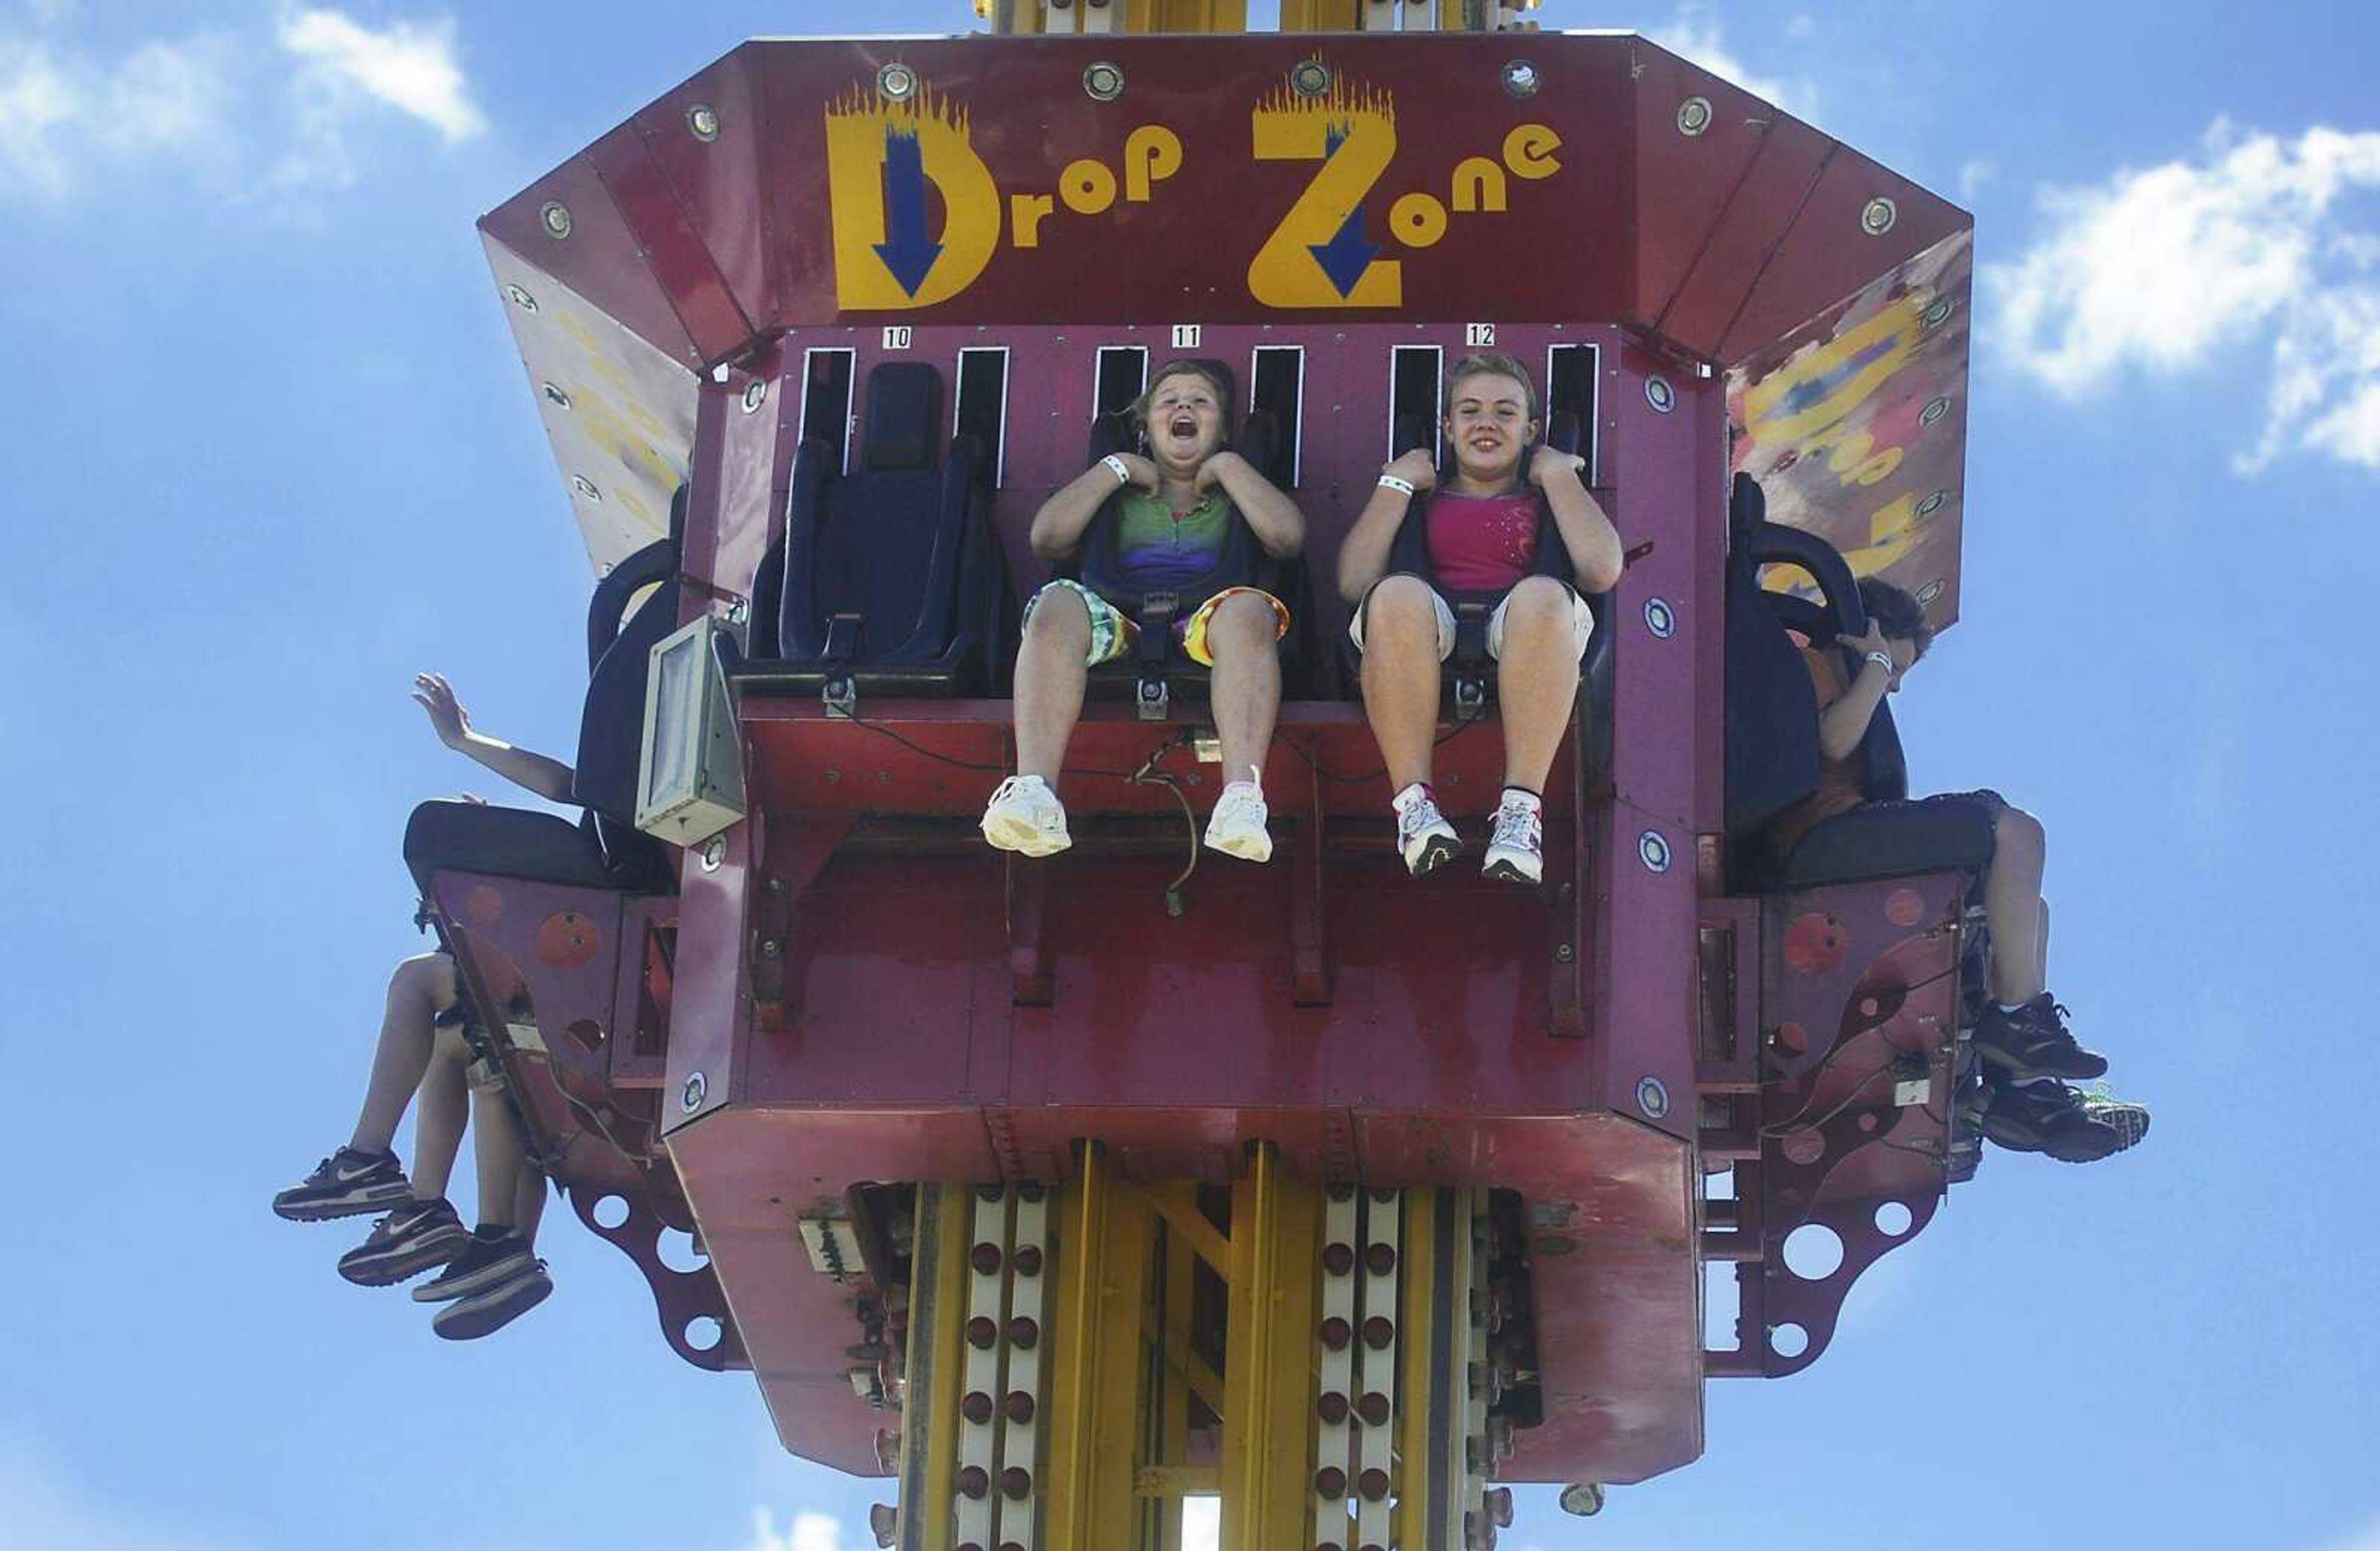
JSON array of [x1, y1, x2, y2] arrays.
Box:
[[431, 1257, 553, 1341], [338, 1198, 469, 1287], [273, 1147, 413, 1222], [412, 1227, 535, 1304]]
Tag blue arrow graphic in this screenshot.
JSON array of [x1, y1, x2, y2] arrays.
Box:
[[873, 125, 942, 297], [1308, 124, 1379, 299]]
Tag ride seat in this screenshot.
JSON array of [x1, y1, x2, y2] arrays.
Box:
[[744, 361, 1008, 708], [1065, 360, 1310, 714], [1342, 411, 1613, 771], [1723, 473, 1981, 891], [406, 497, 685, 898]]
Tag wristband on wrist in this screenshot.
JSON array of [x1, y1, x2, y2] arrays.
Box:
[[1101, 453, 1131, 486], [1377, 473, 1417, 497], [1862, 649, 1895, 674]]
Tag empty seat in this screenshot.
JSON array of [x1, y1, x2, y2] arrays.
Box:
[[1722, 473, 1981, 891], [745, 361, 1009, 706]]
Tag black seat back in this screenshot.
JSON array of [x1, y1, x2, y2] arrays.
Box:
[[1069, 394, 1288, 613], [1722, 472, 1908, 850], [570, 490, 685, 889], [757, 362, 1002, 698]]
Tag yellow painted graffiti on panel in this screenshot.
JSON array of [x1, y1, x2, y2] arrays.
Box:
[[1740, 291, 1929, 449], [1248, 68, 1402, 309], [824, 84, 1000, 310]]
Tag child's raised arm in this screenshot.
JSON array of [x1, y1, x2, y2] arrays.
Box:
[[1336, 448, 1437, 604], [1029, 454, 1158, 563]]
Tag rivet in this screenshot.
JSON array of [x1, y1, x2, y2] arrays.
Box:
[[1861, 196, 1898, 236], [1676, 95, 1712, 135], [687, 102, 720, 141], [877, 62, 918, 102], [681, 1071, 707, 1112], [1636, 1075, 1671, 1119], [539, 201, 572, 240], [1643, 597, 1677, 638], [1083, 60, 1125, 102], [1637, 829, 1672, 872], [1644, 376, 1675, 413], [1501, 59, 1541, 97]]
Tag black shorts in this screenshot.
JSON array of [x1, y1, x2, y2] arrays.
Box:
[[1781, 789, 2006, 886]]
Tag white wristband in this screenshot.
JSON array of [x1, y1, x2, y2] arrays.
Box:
[[1377, 473, 1417, 497], [1102, 453, 1131, 486], [1862, 649, 1895, 674]]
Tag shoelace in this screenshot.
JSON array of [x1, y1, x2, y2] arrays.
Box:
[[1490, 801, 1541, 850]]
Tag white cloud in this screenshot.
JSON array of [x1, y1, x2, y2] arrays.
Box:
[[0, 1420, 251, 1551], [1988, 120, 2380, 473], [277, 8, 484, 143], [1648, 4, 1819, 122], [744, 1508, 851, 1551], [1957, 157, 1995, 204], [0, 39, 87, 196], [0, 8, 481, 206]]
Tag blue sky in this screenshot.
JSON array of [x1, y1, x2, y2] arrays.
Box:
[[4, 2, 2376, 1548]]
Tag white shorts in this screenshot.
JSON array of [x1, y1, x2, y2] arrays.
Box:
[[1347, 576, 1595, 662]]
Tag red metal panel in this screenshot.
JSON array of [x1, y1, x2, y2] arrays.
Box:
[[1625, 39, 1773, 335], [482, 153, 703, 370], [585, 125, 756, 366], [1719, 151, 1970, 362], [630, 47, 777, 343], [1654, 116, 1836, 360]]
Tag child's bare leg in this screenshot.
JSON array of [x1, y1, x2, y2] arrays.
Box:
[[348, 954, 456, 1156], [1492, 578, 1582, 794], [513, 1167, 548, 1248], [1014, 588, 1093, 783], [408, 1025, 471, 1201], [1206, 594, 1282, 781], [1984, 806, 2049, 1004], [1359, 577, 1444, 791], [467, 1076, 525, 1231]]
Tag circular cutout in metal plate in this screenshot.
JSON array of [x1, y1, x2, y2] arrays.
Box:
[[1676, 95, 1712, 135], [1916, 489, 1947, 517], [1643, 597, 1677, 639], [1644, 376, 1675, 413], [1920, 394, 1952, 427], [1637, 829, 1672, 872], [1916, 579, 1944, 605], [1083, 60, 1125, 101], [681, 1072, 707, 1112], [1861, 196, 1898, 235], [1636, 1076, 1671, 1120], [1291, 59, 1333, 97], [741, 379, 768, 413], [542, 382, 571, 409], [571, 475, 601, 501], [505, 284, 538, 312], [539, 200, 572, 240], [686, 103, 720, 141], [877, 62, 918, 102]]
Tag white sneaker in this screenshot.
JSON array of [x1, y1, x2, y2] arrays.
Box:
[[1393, 784, 1460, 876], [1481, 791, 1543, 884], [981, 775, 1071, 857], [1203, 781, 1273, 863]]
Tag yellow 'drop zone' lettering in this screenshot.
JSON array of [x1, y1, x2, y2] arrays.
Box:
[[824, 86, 1000, 310], [1248, 78, 1401, 309], [1011, 125, 1184, 249]]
